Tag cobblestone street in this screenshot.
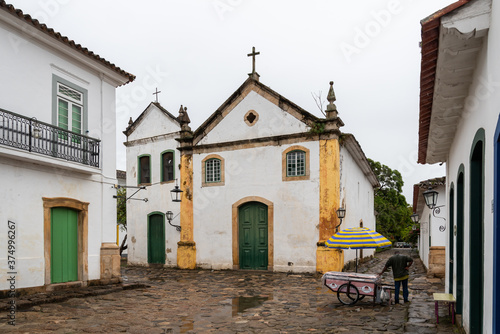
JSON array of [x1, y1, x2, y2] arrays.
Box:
[[0, 249, 459, 333]]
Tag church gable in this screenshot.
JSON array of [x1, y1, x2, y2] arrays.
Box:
[[194, 78, 318, 146], [124, 102, 180, 142]]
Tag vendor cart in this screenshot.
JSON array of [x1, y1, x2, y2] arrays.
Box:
[[322, 271, 384, 305]]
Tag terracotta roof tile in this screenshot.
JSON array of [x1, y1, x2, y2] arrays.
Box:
[[418, 0, 471, 164], [0, 1, 135, 84]]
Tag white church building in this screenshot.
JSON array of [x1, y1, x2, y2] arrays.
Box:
[[0, 2, 134, 293], [124, 62, 379, 273]]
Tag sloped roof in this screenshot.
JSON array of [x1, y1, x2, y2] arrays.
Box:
[[412, 176, 446, 213], [418, 0, 472, 164], [192, 77, 321, 145], [341, 134, 380, 188], [0, 1, 135, 84], [123, 102, 179, 136]]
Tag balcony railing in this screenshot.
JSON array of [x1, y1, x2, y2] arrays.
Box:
[[0, 108, 100, 168]]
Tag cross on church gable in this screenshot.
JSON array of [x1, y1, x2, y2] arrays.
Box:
[[153, 87, 162, 103], [247, 46, 260, 74]]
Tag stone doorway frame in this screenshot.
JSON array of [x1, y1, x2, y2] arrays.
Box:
[[232, 196, 274, 270], [43, 197, 89, 286]]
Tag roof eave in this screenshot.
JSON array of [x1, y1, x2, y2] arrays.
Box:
[[418, 0, 473, 164], [0, 1, 135, 85]]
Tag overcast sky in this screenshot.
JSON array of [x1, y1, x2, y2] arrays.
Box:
[[9, 0, 451, 203]]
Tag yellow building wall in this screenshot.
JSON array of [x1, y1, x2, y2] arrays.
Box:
[[177, 153, 196, 269], [316, 138, 343, 273]]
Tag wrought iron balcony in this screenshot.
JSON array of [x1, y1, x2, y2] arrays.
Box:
[[0, 108, 100, 167]]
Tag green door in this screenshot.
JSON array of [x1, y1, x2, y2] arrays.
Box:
[[51, 207, 78, 283], [148, 213, 165, 264], [469, 140, 484, 333], [239, 202, 268, 270]]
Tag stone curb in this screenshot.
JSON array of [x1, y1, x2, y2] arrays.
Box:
[[0, 282, 148, 312]]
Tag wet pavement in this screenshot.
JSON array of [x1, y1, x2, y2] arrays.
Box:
[[0, 249, 460, 333]]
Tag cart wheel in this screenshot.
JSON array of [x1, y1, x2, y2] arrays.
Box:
[[358, 295, 365, 301], [337, 283, 359, 305]]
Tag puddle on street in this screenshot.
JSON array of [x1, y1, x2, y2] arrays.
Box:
[[175, 295, 273, 332], [232, 295, 273, 316]]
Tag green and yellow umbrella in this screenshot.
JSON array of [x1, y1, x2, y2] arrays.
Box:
[[325, 227, 392, 272]]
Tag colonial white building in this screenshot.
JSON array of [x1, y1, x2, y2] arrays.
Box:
[[412, 177, 446, 277], [124, 67, 379, 273], [418, 0, 497, 332], [0, 2, 134, 293]]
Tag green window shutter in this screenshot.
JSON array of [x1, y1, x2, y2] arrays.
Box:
[[57, 83, 83, 135]]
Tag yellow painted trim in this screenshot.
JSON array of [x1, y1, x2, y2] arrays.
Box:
[[282, 145, 310, 181], [316, 138, 343, 273], [244, 109, 259, 127], [316, 247, 344, 273], [201, 154, 225, 187], [177, 154, 196, 269], [232, 196, 274, 270], [318, 139, 341, 241]]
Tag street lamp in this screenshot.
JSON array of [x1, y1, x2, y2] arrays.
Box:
[[170, 179, 183, 202], [423, 188, 438, 209], [410, 213, 419, 230], [422, 187, 446, 222], [335, 207, 346, 232], [165, 210, 181, 231]]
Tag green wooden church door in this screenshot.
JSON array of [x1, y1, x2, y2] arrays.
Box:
[[51, 207, 78, 283], [148, 213, 165, 264], [239, 202, 268, 270]]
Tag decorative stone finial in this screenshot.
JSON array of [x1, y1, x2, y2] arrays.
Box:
[[326, 81, 338, 119], [177, 105, 191, 132], [128, 117, 133, 126]]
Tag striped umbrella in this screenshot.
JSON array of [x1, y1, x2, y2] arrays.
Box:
[[325, 227, 392, 272]]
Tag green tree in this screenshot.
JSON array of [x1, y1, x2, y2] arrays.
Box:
[[368, 159, 413, 243], [116, 187, 127, 255]]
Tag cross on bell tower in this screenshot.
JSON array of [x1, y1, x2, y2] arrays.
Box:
[[247, 46, 260, 81]]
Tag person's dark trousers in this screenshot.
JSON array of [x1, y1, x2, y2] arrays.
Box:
[[394, 278, 409, 303]]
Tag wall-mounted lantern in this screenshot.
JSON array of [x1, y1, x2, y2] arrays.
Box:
[[410, 213, 419, 230], [335, 207, 346, 232], [166, 210, 181, 231]]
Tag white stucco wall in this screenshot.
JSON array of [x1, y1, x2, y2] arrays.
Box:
[[127, 105, 180, 142], [193, 141, 320, 272], [198, 90, 309, 145], [442, 3, 499, 332], [339, 144, 377, 264], [0, 162, 110, 289], [0, 16, 122, 290], [125, 109, 181, 267]]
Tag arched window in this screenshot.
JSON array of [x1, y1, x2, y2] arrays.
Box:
[[282, 145, 310, 181], [202, 154, 225, 187], [138, 155, 151, 185], [161, 150, 174, 183]]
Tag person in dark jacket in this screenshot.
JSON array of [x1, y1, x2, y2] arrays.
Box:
[[378, 251, 413, 304]]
